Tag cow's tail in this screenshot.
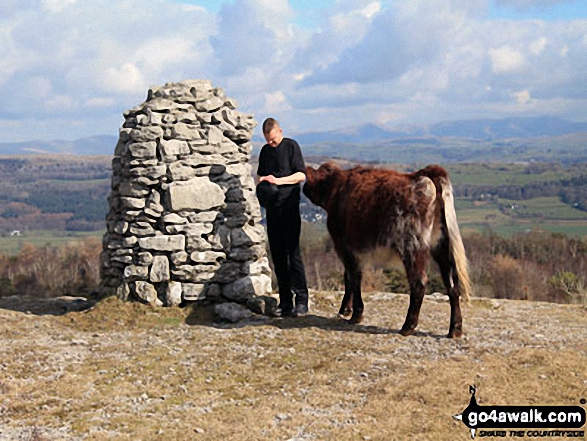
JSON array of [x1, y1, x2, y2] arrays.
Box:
[[440, 177, 472, 303]]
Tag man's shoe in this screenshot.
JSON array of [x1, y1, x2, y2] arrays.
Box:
[[293, 303, 309, 317], [274, 305, 294, 318]]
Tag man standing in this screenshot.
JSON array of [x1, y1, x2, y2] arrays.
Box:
[[257, 118, 309, 317]]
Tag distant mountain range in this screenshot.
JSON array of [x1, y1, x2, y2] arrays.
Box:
[[0, 135, 117, 156], [292, 116, 587, 145], [1, 116, 586, 157]]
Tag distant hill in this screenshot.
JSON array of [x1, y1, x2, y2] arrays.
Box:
[[292, 116, 587, 144], [1, 116, 586, 161], [0, 135, 117, 156], [428, 116, 587, 139]]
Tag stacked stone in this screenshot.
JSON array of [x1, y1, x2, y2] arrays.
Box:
[[100, 80, 272, 308]]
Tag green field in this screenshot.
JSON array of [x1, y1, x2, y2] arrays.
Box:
[[0, 230, 104, 255], [455, 196, 587, 237]]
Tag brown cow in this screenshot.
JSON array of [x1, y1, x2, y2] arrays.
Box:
[[303, 162, 471, 338]]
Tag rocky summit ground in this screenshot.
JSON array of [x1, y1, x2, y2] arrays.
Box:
[[0, 292, 585, 441]]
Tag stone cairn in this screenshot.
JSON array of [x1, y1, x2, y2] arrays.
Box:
[[100, 80, 272, 312]]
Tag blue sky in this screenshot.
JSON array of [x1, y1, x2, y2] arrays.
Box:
[[0, 0, 586, 142]]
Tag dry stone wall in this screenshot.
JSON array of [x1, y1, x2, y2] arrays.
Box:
[[100, 80, 272, 308]]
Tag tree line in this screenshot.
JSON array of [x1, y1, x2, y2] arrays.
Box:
[[1, 229, 584, 305]]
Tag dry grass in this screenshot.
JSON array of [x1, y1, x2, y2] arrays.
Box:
[[0, 292, 586, 440]]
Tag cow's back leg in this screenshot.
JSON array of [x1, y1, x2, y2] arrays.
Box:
[[432, 240, 463, 338], [399, 248, 429, 336], [338, 271, 353, 318]]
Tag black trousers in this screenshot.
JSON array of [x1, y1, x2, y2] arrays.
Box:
[[266, 203, 309, 309]]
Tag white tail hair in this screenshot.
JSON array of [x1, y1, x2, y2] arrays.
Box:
[[441, 179, 472, 302]]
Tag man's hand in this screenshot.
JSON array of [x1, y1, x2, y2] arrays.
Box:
[[259, 175, 278, 184]]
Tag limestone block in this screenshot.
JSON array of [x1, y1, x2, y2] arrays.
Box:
[[162, 213, 188, 224], [195, 96, 224, 113], [221, 108, 239, 128], [124, 265, 149, 281], [212, 262, 243, 283], [214, 302, 252, 323], [130, 164, 167, 179], [167, 177, 225, 211], [129, 223, 157, 236], [170, 251, 189, 266], [130, 126, 164, 143], [143, 207, 162, 219], [190, 251, 226, 264], [208, 225, 231, 251], [150, 255, 170, 283], [118, 181, 149, 197], [185, 236, 213, 253], [229, 245, 265, 262], [122, 236, 138, 247], [138, 251, 154, 265], [225, 214, 249, 228], [207, 125, 224, 146], [172, 265, 215, 283], [222, 274, 272, 301], [171, 122, 201, 140], [112, 221, 128, 235], [136, 176, 159, 186], [130, 158, 158, 167], [114, 138, 129, 156], [120, 197, 145, 210], [248, 257, 272, 276], [226, 163, 252, 179], [168, 162, 194, 181], [181, 283, 206, 301], [128, 142, 157, 158], [116, 281, 131, 301], [166, 281, 183, 306], [159, 139, 190, 157], [188, 211, 221, 223], [177, 113, 200, 125], [231, 224, 265, 247], [182, 154, 228, 166], [134, 281, 162, 306], [139, 235, 186, 252], [111, 255, 133, 264]]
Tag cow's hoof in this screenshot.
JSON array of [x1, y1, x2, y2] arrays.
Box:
[[338, 308, 352, 318], [399, 327, 415, 337], [447, 329, 463, 339], [348, 314, 363, 325]]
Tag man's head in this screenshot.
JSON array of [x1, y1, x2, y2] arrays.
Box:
[[263, 118, 284, 148]]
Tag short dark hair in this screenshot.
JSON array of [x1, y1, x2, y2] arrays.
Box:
[[262, 118, 280, 135]]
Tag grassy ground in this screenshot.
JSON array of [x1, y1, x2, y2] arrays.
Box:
[[455, 197, 587, 237], [0, 293, 585, 440], [0, 230, 104, 255]]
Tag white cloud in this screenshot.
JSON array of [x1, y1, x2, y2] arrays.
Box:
[[1, 0, 587, 141], [83, 97, 115, 108], [489, 45, 527, 73], [41, 0, 78, 13], [102, 63, 147, 94], [530, 37, 548, 55], [264, 91, 292, 114], [513, 89, 532, 104], [211, 0, 296, 76]]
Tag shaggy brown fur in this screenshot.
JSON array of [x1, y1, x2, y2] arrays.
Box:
[[303, 162, 471, 338]]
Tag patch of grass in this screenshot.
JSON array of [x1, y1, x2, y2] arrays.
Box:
[[0, 229, 105, 255]]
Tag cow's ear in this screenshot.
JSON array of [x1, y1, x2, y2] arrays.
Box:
[[319, 162, 341, 175]]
